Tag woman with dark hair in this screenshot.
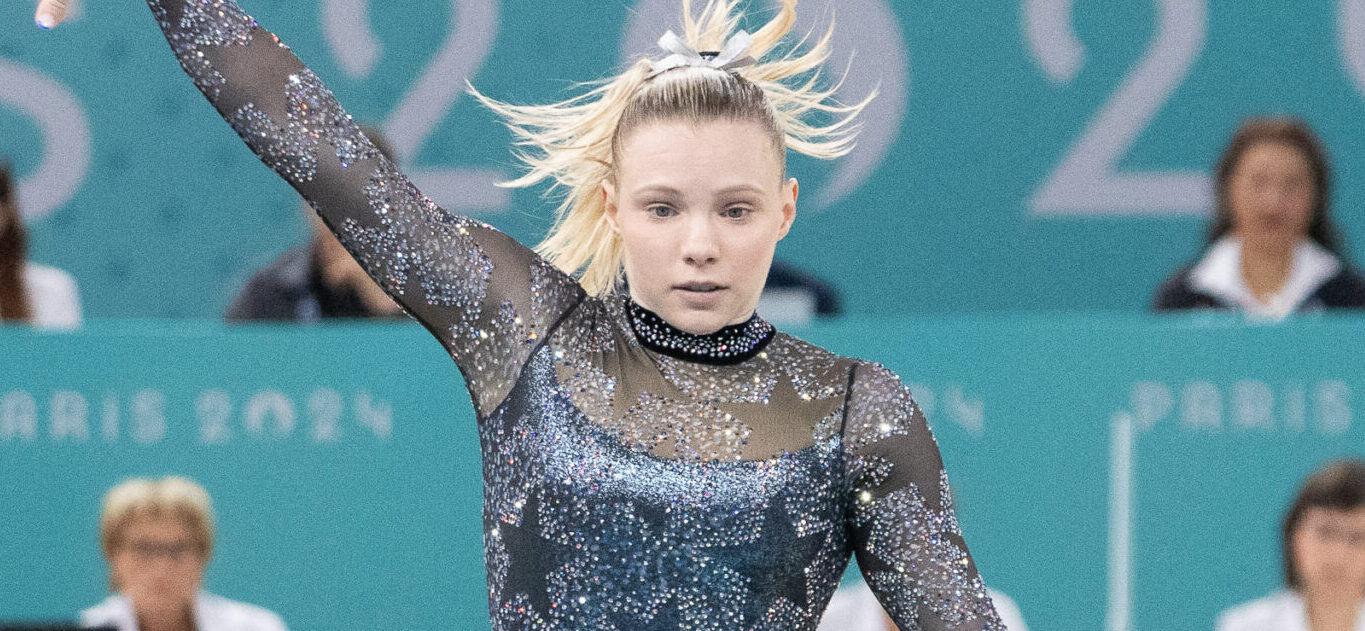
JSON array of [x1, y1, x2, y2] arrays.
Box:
[[0, 162, 82, 329], [1218, 459, 1365, 631], [1153, 117, 1365, 319]]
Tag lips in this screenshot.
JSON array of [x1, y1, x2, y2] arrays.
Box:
[[675, 282, 726, 292]]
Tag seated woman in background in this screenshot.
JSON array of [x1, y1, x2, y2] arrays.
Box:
[[1217, 459, 1365, 631], [0, 162, 82, 329], [1153, 118, 1365, 319], [816, 579, 1028, 631], [81, 477, 288, 631]]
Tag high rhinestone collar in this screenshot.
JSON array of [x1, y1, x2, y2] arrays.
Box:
[[625, 298, 775, 365]]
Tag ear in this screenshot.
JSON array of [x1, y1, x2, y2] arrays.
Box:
[[601, 180, 621, 234], [777, 177, 798, 240]]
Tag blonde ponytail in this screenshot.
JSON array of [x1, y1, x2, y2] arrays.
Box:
[[470, 0, 872, 296]]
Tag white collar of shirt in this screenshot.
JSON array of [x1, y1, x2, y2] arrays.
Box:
[[79, 591, 284, 631], [1269, 590, 1365, 631], [82, 593, 195, 631], [1189, 236, 1341, 321]]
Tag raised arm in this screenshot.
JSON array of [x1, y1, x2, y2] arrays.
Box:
[[36, 1, 585, 415], [844, 362, 1004, 631]]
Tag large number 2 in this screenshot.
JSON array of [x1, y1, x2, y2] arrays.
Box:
[[319, 0, 508, 214], [0, 59, 91, 222], [1025, 0, 1210, 216]]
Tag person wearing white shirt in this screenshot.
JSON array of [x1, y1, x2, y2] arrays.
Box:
[[23, 261, 82, 328], [816, 579, 1028, 631], [1153, 117, 1365, 320], [1218, 459, 1365, 631], [1, 162, 82, 329], [80, 477, 288, 631], [81, 593, 287, 631]]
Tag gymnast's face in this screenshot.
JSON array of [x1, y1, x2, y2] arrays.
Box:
[[109, 515, 207, 622], [604, 119, 797, 335], [1291, 506, 1365, 598]]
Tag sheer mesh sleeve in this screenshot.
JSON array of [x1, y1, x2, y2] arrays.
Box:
[[145, 0, 585, 416], [843, 362, 1004, 630]]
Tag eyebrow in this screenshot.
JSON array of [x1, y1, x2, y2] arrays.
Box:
[[632, 184, 767, 197]]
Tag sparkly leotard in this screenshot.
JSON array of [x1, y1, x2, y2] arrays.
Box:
[[143, 1, 1004, 629]]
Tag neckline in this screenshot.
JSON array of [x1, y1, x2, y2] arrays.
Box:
[[1189, 236, 1342, 319], [623, 296, 775, 365]]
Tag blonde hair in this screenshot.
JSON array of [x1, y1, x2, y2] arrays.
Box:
[[99, 476, 216, 559], [472, 0, 872, 295]]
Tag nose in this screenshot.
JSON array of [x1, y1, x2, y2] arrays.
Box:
[[1265, 185, 1293, 211], [148, 556, 178, 577], [680, 213, 720, 267]]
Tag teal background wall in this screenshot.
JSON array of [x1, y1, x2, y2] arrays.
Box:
[[4, 1, 1365, 318], [3, 315, 1364, 629]]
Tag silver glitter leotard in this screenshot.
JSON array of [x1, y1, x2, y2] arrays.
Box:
[[143, 1, 1005, 629]]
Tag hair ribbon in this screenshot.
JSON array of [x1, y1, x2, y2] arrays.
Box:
[[648, 30, 756, 78]]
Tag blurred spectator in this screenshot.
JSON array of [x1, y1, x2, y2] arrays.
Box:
[[225, 126, 403, 322], [816, 580, 1027, 631], [1217, 459, 1365, 631], [757, 260, 842, 326], [0, 161, 82, 329], [1154, 117, 1365, 319], [80, 477, 288, 631]]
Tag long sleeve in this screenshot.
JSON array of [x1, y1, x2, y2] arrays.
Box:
[[145, 0, 585, 416], [843, 362, 1004, 630]]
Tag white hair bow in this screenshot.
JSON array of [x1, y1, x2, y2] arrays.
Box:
[[648, 30, 756, 78]]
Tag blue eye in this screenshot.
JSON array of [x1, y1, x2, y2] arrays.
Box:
[[647, 205, 676, 218], [723, 206, 751, 219]]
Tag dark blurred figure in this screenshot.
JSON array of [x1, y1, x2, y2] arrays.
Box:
[[758, 260, 841, 326], [0, 161, 81, 329], [1217, 459, 1365, 631], [1154, 117, 1365, 320], [225, 126, 403, 322]]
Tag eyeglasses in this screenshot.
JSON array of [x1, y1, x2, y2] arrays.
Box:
[[1309, 524, 1365, 548], [122, 540, 202, 563]]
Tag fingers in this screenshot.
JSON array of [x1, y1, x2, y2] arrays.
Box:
[[35, 0, 72, 29]]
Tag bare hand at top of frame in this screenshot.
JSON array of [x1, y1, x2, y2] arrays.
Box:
[[34, 0, 75, 30]]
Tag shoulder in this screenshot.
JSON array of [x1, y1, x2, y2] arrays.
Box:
[[838, 359, 936, 452], [1152, 265, 1210, 311], [24, 262, 77, 291], [227, 247, 314, 321], [79, 594, 134, 629], [1215, 590, 1300, 631], [243, 246, 312, 292], [24, 263, 82, 329], [845, 360, 915, 403], [1316, 265, 1365, 308], [198, 592, 289, 631], [764, 332, 860, 394], [767, 331, 854, 369]]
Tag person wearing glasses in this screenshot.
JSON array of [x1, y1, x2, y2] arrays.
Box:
[[1217, 459, 1365, 631], [80, 477, 288, 631]]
